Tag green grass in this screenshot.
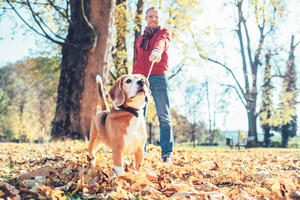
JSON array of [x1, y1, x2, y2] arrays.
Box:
[[288, 136, 300, 148], [1, 175, 13, 181], [175, 136, 300, 149], [66, 194, 93, 200], [175, 142, 231, 149]]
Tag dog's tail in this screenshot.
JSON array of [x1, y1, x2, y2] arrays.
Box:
[[96, 75, 110, 112]]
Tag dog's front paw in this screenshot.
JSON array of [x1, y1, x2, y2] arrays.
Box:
[[114, 166, 125, 176]]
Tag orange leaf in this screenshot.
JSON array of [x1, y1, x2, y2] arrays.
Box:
[[255, 187, 271, 197], [131, 182, 144, 191]]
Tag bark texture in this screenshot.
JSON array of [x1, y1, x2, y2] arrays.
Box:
[[51, 0, 115, 139]]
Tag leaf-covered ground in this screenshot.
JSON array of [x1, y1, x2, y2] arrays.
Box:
[[0, 140, 299, 199]]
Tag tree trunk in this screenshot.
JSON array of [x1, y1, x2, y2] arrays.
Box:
[[191, 134, 195, 148], [148, 122, 152, 144], [205, 80, 213, 145], [281, 125, 289, 148], [261, 52, 273, 148], [133, 0, 144, 62], [263, 126, 271, 147], [51, 0, 115, 139], [247, 106, 258, 147], [190, 123, 196, 148]]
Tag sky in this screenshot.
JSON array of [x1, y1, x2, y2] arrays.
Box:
[[0, 0, 299, 135], [0, 15, 37, 66]]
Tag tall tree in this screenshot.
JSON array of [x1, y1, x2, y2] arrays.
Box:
[[110, 0, 129, 82], [280, 35, 299, 147], [259, 35, 299, 147], [260, 51, 274, 147], [204, 80, 213, 144], [3, 0, 116, 139], [205, 80, 231, 145], [184, 81, 205, 147]]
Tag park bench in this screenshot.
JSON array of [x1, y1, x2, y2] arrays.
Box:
[[226, 137, 247, 149], [226, 131, 251, 149]]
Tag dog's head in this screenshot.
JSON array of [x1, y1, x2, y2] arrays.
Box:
[[109, 74, 151, 109]]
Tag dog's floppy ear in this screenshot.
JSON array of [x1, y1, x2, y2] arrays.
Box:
[[109, 76, 125, 107]]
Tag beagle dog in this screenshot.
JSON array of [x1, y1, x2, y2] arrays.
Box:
[[88, 74, 151, 176]]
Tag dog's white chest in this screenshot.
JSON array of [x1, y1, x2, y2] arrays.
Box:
[[123, 114, 146, 154]]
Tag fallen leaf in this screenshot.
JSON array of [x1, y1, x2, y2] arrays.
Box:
[[146, 170, 158, 181], [19, 166, 58, 180], [289, 190, 300, 200], [255, 187, 272, 197], [0, 182, 20, 200], [51, 189, 66, 200]]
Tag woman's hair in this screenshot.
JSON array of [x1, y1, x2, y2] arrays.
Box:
[[146, 7, 160, 16]]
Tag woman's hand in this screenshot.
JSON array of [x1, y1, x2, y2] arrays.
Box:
[[149, 49, 161, 63]]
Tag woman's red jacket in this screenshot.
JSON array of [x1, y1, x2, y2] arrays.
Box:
[[133, 28, 171, 76]]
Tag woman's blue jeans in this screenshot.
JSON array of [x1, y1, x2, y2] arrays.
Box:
[[145, 75, 174, 158]]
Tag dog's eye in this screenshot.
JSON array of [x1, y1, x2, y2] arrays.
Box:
[[126, 79, 132, 84]]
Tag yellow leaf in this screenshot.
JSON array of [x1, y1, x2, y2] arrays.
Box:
[[51, 190, 67, 200], [50, 22, 56, 30], [46, 4, 51, 12], [0, 189, 5, 196]]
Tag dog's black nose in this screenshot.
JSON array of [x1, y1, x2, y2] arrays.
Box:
[[137, 80, 144, 86]]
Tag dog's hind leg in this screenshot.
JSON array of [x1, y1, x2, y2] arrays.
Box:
[[88, 119, 98, 166]]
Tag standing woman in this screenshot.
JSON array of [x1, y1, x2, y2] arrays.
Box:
[[133, 7, 173, 163]]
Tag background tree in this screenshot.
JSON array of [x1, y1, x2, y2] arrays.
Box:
[[204, 79, 227, 145], [170, 109, 190, 143], [279, 35, 299, 147], [205, 80, 213, 144], [110, 0, 129, 82], [259, 51, 274, 147], [259, 35, 299, 147], [184, 81, 205, 147], [0, 68, 12, 140], [207, 84, 231, 145], [0, 71, 10, 119], [0, 58, 57, 141], [182, 0, 285, 147], [133, 0, 144, 63], [0, 89, 9, 116]]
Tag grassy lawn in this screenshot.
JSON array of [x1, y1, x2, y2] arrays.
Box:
[[175, 142, 231, 149]]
